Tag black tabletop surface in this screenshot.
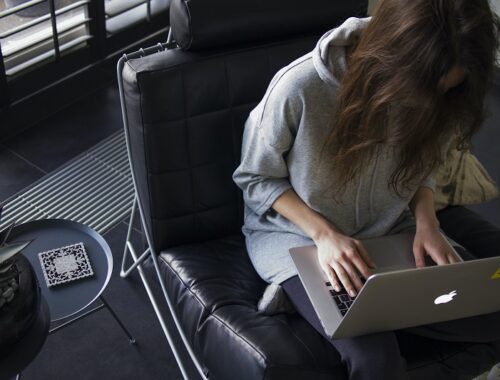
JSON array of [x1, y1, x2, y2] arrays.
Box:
[[9, 219, 113, 321]]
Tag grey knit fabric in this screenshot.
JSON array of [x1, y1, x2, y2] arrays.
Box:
[[233, 16, 442, 286]]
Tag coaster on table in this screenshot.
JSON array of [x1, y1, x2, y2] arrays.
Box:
[[38, 242, 94, 287]]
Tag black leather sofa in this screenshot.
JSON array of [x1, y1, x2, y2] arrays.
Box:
[[118, 1, 500, 378]]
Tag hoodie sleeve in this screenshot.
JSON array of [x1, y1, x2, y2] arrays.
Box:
[[232, 73, 302, 216]]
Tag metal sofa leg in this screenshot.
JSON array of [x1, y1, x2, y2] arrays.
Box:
[[120, 197, 195, 379]]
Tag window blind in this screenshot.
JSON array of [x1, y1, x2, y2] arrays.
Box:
[[0, 0, 92, 76], [105, 0, 168, 35]]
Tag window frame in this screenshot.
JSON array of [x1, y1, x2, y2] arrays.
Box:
[[0, 0, 169, 109]]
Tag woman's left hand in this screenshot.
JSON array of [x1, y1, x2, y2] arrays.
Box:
[[413, 225, 460, 267]]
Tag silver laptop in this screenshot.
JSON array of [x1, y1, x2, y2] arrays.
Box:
[[289, 233, 500, 339]]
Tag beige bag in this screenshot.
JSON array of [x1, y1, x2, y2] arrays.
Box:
[[434, 146, 499, 210]]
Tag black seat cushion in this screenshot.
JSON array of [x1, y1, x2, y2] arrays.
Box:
[[157, 234, 346, 380], [155, 233, 500, 380]]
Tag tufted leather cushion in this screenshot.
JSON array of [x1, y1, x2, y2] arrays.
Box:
[[155, 233, 500, 379], [170, 0, 368, 50], [122, 36, 319, 252], [156, 235, 346, 379]]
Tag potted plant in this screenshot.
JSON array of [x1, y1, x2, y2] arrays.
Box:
[[0, 205, 40, 355]]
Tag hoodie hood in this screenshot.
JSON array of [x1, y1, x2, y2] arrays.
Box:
[[313, 17, 372, 86]]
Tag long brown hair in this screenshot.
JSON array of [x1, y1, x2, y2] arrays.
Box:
[[321, 0, 500, 196]]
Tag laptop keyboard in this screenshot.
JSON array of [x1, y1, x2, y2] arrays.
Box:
[[325, 281, 356, 316]]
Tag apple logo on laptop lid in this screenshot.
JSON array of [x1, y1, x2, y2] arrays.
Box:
[[434, 290, 457, 305]]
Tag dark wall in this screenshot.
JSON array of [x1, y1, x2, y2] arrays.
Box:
[[468, 83, 500, 227]]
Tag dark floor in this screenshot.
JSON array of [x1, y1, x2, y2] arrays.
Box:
[[2, 82, 197, 380], [1, 77, 499, 380], [0, 84, 122, 201]]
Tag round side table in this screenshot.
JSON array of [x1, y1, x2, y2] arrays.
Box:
[[8, 219, 136, 373]]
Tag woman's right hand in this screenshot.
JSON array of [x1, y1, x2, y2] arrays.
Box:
[[315, 230, 376, 298], [269, 188, 376, 297]]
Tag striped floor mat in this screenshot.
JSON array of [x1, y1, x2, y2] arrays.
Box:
[[0, 131, 134, 234]]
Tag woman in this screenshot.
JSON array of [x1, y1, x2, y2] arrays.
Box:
[[233, 0, 500, 378]]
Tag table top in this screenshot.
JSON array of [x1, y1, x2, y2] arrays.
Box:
[[10, 219, 113, 322], [0, 297, 50, 379]]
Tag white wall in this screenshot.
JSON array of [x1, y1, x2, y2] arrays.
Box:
[[491, 0, 500, 16]]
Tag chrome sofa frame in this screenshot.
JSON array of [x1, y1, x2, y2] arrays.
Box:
[[117, 29, 209, 380]]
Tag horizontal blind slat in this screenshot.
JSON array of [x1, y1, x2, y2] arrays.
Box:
[[105, 0, 146, 18], [5, 35, 92, 76], [3, 17, 91, 58], [0, 0, 90, 39], [0, 0, 47, 18]]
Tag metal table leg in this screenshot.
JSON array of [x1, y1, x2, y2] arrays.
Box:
[[100, 296, 136, 344], [49, 296, 136, 345]]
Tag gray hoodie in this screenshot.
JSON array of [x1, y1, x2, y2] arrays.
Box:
[[232, 17, 436, 285]]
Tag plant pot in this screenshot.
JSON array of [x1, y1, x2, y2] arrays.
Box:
[[0, 254, 41, 356]]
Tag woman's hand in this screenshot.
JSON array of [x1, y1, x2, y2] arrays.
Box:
[[270, 188, 375, 297], [315, 230, 376, 298], [413, 225, 460, 267], [410, 187, 459, 267]]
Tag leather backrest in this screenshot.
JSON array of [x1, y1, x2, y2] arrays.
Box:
[[121, 1, 369, 251], [122, 37, 320, 251], [170, 0, 368, 50]]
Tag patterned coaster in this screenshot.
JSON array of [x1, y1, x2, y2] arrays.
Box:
[[38, 242, 94, 287]]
